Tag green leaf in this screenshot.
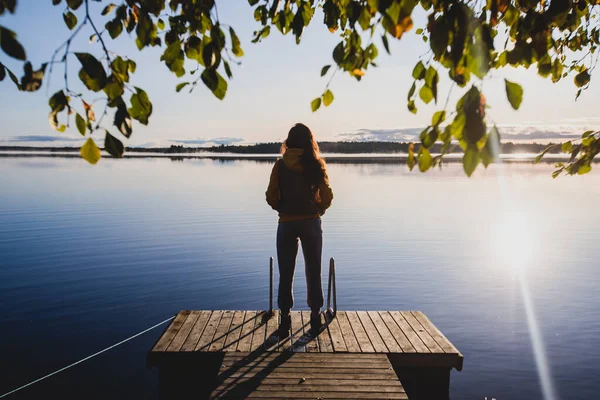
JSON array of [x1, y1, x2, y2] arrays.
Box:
[[381, 35, 390, 54], [105, 19, 123, 39], [114, 106, 132, 138], [75, 113, 86, 135], [412, 61, 425, 80], [104, 131, 124, 157], [248, 0, 259, 5], [407, 81, 416, 100], [128, 87, 152, 125], [80, 138, 101, 164], [157, 18, 165, 30], [425, 66, 438, 102], [229, 27, 244, 57], [111, 56, 130, 82], [418, 147, 433, 172], [578, 164, 592, 175], [422, 127, 439, 149], [407, 143, 416, 170], [128, 60, 136, 73], [66, 0, 82, 10], [504, 79, 523, 110], [582, 130, 595, 138], [0, 64, 5, 81], [176, 82, 189, 92], [323, 89, 334, 107], [103, 74, 124, 100], [419, 85, 433, 104], [0, 26, 26, 60], [321, 65, 331, 77], [201, 69, 227, 100], [561, 141, 572, 152], [49, 90, 68, 112], [20, 62, 46, 92], [101, 3, 116, 16], [184, 36, 204, 63], [161, 40, 185, 77], [202, 42, 220, 69], [534, 143, 559, 163], [224, 60, 233, 79], [311, 97, 321, 112], [574, 69, 591, 88], [75, 52, 107, 92], [481, 127, 500, 168], [415, 28, 423, 35], [432, 111, 445, 126], [407, 100, 417, 114], [63, 11, 77, 30], [462, 146, 480, 177]]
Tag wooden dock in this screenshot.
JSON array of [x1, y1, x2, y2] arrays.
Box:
[[148, 310, 462, 399]]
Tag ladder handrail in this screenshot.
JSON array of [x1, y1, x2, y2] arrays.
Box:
[[327, 257, 337, 316], [269, 256, 274, 315]]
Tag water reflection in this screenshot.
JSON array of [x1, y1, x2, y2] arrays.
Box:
[[0, 156, 598, 400]]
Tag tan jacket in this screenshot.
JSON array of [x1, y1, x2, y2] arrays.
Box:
[[266, 148, 334, 222]]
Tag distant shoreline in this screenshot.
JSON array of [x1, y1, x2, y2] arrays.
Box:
[[0, 150, 577, 164], [0, 140, 563, 155]]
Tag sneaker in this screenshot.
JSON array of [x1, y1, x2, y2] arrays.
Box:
[[310, 312, 322, 336], [277, 312, 291, 336]]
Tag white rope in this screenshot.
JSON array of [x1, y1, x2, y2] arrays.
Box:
[[0, 315, 175, 399]]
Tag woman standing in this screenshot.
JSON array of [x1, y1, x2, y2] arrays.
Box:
[[266, 123, 334, 335]]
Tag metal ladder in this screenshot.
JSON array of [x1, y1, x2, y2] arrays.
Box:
[[268, 256, 337, 316]]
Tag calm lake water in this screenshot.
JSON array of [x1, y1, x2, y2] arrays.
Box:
[[1, 155, 599, 399]]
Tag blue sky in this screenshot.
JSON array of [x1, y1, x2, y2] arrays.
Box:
[[1, 1, 599, 147]]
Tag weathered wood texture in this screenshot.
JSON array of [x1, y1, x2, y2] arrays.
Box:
[[210, 353, 407, 399], [148, 310, 463, 371]]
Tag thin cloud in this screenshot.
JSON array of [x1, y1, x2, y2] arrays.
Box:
[[1, 135, 81, 143], [169, 137, 245, 146], [338, 124, 595, 142]]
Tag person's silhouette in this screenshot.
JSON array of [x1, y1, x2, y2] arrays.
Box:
[[265, 123, 334, 336]]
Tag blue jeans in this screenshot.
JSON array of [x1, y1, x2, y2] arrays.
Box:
[[276, 218, 324, 312]]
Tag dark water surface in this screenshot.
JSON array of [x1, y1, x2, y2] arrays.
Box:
[[1, 156, 599, 399]]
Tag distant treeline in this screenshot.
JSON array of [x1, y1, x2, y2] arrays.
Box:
[[0, 141, 561, 154]]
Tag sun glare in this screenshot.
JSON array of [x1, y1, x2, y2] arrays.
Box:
[[491, 210, 536, 275]]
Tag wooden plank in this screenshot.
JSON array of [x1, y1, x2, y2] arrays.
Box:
[[357, 311, 388, 353], [400, 311, 443, 353], [222, 371, 398, 380], [346, 311, 374, 353], [250, 311, 268, 352], [247, 385, 404, 393], [301, 311, 319, 353], [264, 310, 280, 351], [389, 311, 429, 353], [236, 310, 258, 352], [379, 311, 415, 353], [367, 311, 402, 353], [152, 310, 190, 352], [316, 312, 334, 352], [289, 311, 305, 352], [221, 359, 391, 368], [180, 310, 211, 351], [223, 311, 245, 351], [224, 353, 384, 360], [166, 310, 200, 351], [244, 391, 407, 399], [196, 310, 224, 351], [412, 311, 460, 354], [217, 378, 401, 386], [336, 311, 361, 353], [209, 310, 235, 352], [326, 313, 348, 352]]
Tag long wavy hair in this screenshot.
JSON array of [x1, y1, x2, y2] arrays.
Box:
[[281, 123, 328, 189]]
